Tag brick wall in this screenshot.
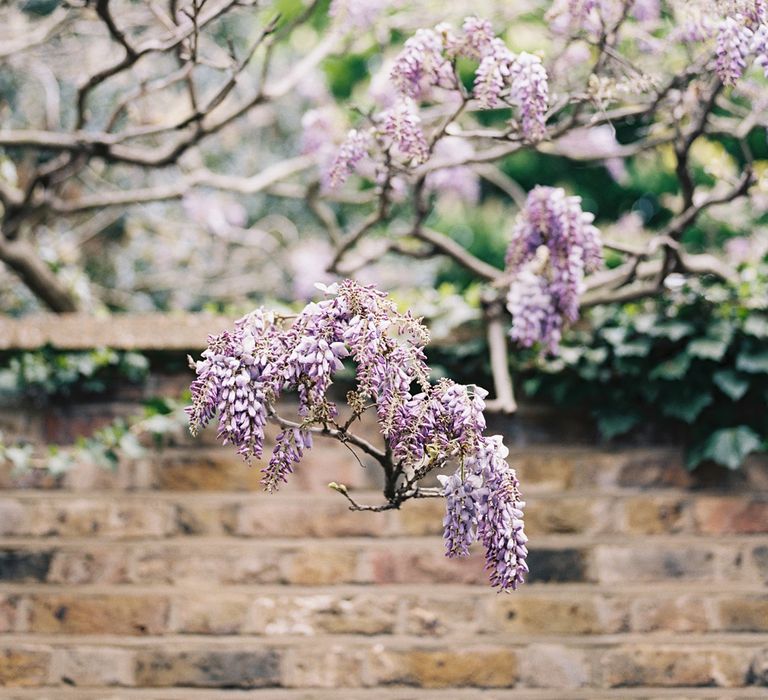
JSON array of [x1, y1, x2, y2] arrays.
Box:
[[0, 317, 766, 698]]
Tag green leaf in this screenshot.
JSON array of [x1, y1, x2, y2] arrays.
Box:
[[648, 321, 694, 342], [687, 426, 763, 470], [736, 351, 768, 374], [687, 337, 729, 361], [661, 391, 713, 423], [713, 369, 750, 401], [614, 338, 653, 358], [650, 352, 691, 380], [600, 327, 627, 346], [595, 411, 641, 440], [744, 315, 768, 339]]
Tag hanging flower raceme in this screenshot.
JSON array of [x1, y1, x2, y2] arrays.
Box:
[[324, 16, 550, 188], [716, 16, 755, 84], [187, 280, 528, 591], [505, 186, 602, 353]]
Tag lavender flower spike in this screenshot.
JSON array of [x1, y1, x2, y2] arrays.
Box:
[[715, 17, 754, 85]]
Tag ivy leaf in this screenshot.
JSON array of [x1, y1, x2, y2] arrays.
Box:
[[661, 391, 713, 423], [600, 327, 627, 346], [687, 426, 763, 470], [713, 369, 750, 401], [614, 338, 653, 358], [736, 351, 768, 374], [595, 411, 641, 440], [648, 321, 694, 342], [744, 315, 768, 339], [650, 352, 691, 380], [687, 337, 729, 361]]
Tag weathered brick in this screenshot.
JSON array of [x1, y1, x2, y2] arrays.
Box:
[[594, 545, 715, 583], [49, 647, 135, 687], [694, 497, 768, 534], [170, 594, 249, 635], [615, 451, 691, 488], [48, 549, 129, 584], [488, 596, 602, 634], [29, 594, 169, 635], [0, 550, 52, 582], [749, 648, 768, 686], [524, 498, 597, 535], [106, 501, 177, 537], [370, 646, 518, 688], [246, 593, 397, 636], [367, 546, 486, 585], [0, 648, 50, 687], [718, 596, 768, 632], [285, 546, 360, 585], [0, 498, 25, 535], [525, 548, 591, 583], [629, 595, 708, 633], [510, 453, 574, 490], [235, 499, 387, 538], [752, 545, 768, 585], [389, 499, 443, 537], [281, 644, 366, 688], [174, 501, 237, 536], [623, 496, 688, 534], [156, 451, 264, 491], [0, 594, 24, 633], [517, 645, 589, 688], [134, 649, 281, 688], [403, 596, 479, 637], [600, 647, 749, 687]]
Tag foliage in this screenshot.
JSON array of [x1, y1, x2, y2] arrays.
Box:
[[0, 394, 189, 473], [522, 267, 768, 470], [0, 348, 149, 400]]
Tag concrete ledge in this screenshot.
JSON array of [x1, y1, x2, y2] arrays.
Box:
[[0, 314, 238, 351]]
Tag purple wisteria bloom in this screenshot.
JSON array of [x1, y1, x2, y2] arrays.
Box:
[[390, 28, 454, 99], [716, 17, 755, 84], [439, 436, 529, 591], [381, 98, 430, 165], [325, 128, 373, 189], [473, 38, 514, 109], [188, 280, 529, 591], [505, 186, 602, 353], [509, 52, 549, 141]]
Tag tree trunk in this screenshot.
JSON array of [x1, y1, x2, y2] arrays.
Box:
[[0, 235, 79, 312]]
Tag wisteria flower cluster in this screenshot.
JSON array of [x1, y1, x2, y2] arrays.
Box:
[[188, 280, 528, 591], [674, 1, 768, 84], [505, 186, 603, 353], [325, 16, 549, 188]]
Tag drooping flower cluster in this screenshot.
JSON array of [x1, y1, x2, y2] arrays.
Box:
[[673, 1, 768, 83], [439, 436, 528, 590], [325, 17, 550, 188], [505, 186, 602, 353], [325, 128, 373, 189], [329, 0, 387, 30], [716, 16, 757, 84], [188, 280, 528, 591]]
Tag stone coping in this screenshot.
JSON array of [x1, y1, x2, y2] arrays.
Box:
[[0, 314, 238, 351]]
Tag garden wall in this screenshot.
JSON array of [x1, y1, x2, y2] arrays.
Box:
[[0, 314, 766, 699]]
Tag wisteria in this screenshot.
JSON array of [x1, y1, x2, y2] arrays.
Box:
[[188, 280, 528, 591], [325, 128, 373, 189], [380, 98, 430, 165], [325, 16, 550, 188], [505, 186, 602, 353], [716, 17, 755, 84], [473, 38, 514, 109], [509, 52, 550, 141]]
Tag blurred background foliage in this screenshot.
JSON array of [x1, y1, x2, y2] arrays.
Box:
[[1, 0, 767, 469]]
